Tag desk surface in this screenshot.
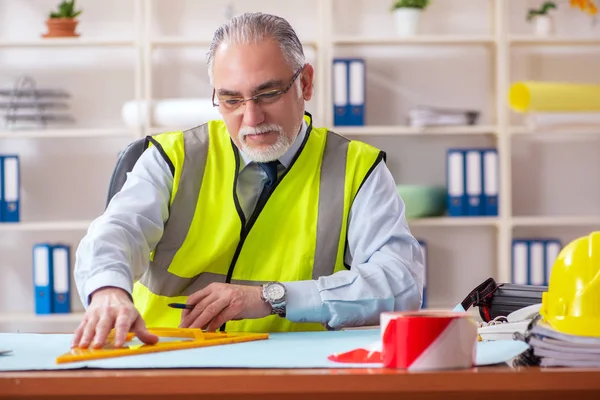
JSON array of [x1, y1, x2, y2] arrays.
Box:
[[2, 366, 600, 400]]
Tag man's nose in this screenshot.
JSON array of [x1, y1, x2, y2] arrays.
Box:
[[242, 100, 266, 127]]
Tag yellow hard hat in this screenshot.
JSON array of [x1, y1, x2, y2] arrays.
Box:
[[540, 231, 600, 338]]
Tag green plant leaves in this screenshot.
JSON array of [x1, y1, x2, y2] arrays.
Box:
[[49, 0, 82, 18]]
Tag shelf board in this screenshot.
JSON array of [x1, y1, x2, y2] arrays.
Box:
[[0, 128, 138, 139], [334, 125, 497, 136], [0, 38, 137, 48], [0, 220, 92, 232], [510, 125, 600, 136], [333, 35, 495, 45], [409, 217, 499, 227], [509, 36, 600, 46], [0, 312, 84, 323], [512, 216, 600, 227], [151, 37, 318, 48]]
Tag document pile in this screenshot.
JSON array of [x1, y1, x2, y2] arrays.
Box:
[[514, 316, 600, 368], [1, 75, 74, 130], [408, 106, 480, 128]]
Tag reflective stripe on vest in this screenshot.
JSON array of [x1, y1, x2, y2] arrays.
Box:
[[138, 124, 350, 297]]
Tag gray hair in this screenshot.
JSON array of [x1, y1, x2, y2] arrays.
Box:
[[207, 12, 306, 84]]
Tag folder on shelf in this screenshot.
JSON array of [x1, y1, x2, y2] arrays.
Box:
[[446, 149, 466, 216], [418, 239, 428, 309], [529, 240, 545, 286], [1, 155, 20, 222], [33, 243, 53, 315], [511, 239, 529, 285], [0, 156, 3, 222], [332, 58, 365, 126], [51, 244, 71, 314], [465, 149, 483, 216], [482, 149, 499, 216], [544, 239, 562, 286], [348, 59, 365, 126], [332, 59, 348, 126]]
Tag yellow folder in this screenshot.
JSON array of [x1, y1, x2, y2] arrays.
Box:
[[56, 327, 268, 364], [509, 82, 600, 112]]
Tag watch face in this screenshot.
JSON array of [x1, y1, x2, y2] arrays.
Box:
[[265, 283, 285, 302]]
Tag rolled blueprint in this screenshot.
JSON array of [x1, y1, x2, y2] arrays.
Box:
[[509, 82, 600, 113], [121, 98, 222, 128], [524, 112, 600, 129]]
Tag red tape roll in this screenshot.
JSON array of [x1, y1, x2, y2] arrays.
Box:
[[381, 311, 478, 371]]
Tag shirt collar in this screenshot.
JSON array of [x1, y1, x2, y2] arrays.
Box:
[[237, 119, 308, 169]]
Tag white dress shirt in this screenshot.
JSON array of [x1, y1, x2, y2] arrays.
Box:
[[74, 119, 425, 329]]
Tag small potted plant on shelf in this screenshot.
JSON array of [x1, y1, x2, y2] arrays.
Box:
[[390, 0, 430, 37], [526, 1, 557, 36], [42, 0, 82, 38]]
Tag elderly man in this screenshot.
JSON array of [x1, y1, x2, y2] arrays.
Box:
[[72, 12, 424, 349]]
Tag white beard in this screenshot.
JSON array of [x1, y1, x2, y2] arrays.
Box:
[[238, 123, 292, 162]]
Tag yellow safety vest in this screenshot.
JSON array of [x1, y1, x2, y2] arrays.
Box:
[[132, 113, 384, 333]]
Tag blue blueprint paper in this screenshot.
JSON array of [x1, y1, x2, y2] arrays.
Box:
[[0, 329, 528, 372]]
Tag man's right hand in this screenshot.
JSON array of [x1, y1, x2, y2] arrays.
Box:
[[71, 287, 159, 349]]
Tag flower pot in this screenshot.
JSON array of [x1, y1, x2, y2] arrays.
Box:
[[532, 15, 553, 36], [42, 18, 79, 38], [393, 8, 422, 37]]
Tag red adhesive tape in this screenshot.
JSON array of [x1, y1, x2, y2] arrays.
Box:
[[381, 310, 478, 371]]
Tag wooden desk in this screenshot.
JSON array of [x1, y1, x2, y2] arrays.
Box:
[[1, 366, 600, 400]]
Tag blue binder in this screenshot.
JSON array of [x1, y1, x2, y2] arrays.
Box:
[[528, 239, 545, 286], [418, 239, 428, 309], [332, 58, 365, 126], [51, 244, 71, 313], [482, 149, 499, 216], [32, 243, 53, 315], [543, 239, 562, 286], [347, 58, 365, 126], [511, 239, 529, 285], [332, 59, 349, 126], [0, 155, 3, 222], [1, 155, 20, 222], [446, 149, 466, 216], [465, 149, 484, 216]]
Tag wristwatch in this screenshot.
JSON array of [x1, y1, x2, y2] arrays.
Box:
[[261, 282, 287, 317]]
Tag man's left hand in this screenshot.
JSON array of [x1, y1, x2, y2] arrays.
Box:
[[179, 283, 271, 331]]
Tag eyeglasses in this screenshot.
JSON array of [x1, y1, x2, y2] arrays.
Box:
[[212, 66, 304, 112]]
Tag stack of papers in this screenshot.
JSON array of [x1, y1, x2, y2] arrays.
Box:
[[408, 106, 480, 128], [526, 320, 600, 367]]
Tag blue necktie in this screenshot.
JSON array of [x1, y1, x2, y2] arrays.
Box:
[[258, 160, 280, 191], [257, 160, 280, 206]]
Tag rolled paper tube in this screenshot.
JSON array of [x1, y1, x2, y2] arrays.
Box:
[[121, 98, 222, 128], [509, 82, 600, 113]]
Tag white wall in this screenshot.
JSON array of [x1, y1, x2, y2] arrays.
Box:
[[1, 0, 599, 333]]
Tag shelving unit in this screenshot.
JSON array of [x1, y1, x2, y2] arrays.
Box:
[[1, 0, 599, 331], [0, 128, 137, 139]]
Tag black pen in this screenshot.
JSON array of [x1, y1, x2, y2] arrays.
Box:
[[167, 302, 194, 310]]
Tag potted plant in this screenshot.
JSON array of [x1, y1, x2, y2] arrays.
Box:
[[42, 0, 82, 38], [526, 1, 557, 36], [390, 0, 430, 37]]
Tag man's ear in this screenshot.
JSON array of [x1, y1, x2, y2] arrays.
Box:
[[301, 63, 315, 101]]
